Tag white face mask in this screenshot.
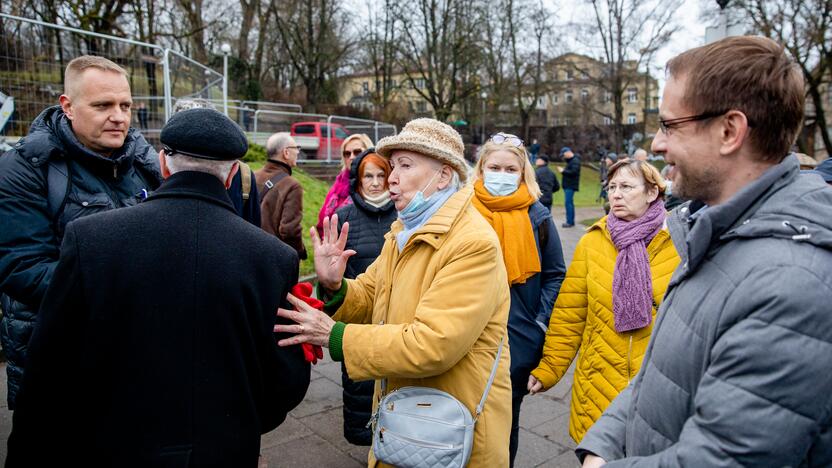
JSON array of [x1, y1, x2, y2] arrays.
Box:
[[483, 171, 521, 196]]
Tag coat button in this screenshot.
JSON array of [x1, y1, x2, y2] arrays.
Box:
[[30, 157, 38, 163], [82, 201, 89, 206]]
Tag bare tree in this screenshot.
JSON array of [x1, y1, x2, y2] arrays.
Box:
[[478, 0, 513, 130], [363, 0, 399, 118], [572, 0, 679, 152], [275, 0, 352, 110], [735, 0, 832, 157], [505, 0, 549, 141], [394, 0, 482, 121]]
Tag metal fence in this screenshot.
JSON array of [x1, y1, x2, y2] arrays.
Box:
[[0, 13, 397, 160]]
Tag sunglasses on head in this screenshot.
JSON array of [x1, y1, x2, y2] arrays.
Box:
[[343, 148, 364, 158], [489, 133, 523, 147]]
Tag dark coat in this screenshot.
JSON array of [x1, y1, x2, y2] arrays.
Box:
[[535, 164, 560, 208], [7, 171, 311, 467], [255, 160, 307, 260], [508, 202, 565, 396], [335, 151, 397, 445], [561, 155, 581, 190], [0, 105, 162, 408], [228, 165, 261, 227], [577, 155, 832, 466]]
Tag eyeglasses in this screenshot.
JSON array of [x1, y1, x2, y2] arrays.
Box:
[[489, 133, 523, 147], [606, 183, 643, 194], [343, 148, 364, 158], [288, 145, 302, 151], [658, 111, 728, 135]]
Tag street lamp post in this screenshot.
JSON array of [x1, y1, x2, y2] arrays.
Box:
[[220, 43, 231, 116], [481, 92, 487, 143]]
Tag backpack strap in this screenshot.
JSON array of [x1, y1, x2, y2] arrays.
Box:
[[238, 160, 252, 201], [259, 171, 289, 204]]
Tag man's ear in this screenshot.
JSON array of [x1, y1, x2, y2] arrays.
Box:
[[719, 110, 751, 156], [59, 95, 73, 120], [158, 150, 172, 179], [225, 161, 240, 189]]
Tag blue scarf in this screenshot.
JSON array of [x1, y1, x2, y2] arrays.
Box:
[[396, 186, 456, 251]]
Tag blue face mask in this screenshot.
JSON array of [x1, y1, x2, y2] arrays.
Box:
[[483, 171, 520, 196], [400, 170, 441, 216]]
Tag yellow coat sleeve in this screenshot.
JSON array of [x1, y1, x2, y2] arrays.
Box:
[[532, 236, 590, 389], [341, 239, 507, 381]]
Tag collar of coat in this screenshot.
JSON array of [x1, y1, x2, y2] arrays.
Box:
[[667, 154, 828, 284], [145, 170, 236, 212], [385, 184, 474, 251], [266, 159, 292, 175]]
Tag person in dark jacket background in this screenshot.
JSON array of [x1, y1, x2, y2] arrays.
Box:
[[335, 148, 397, 445], [0, 56, 162, 409], [472, 133, 566, 467], [559, 147, 581, 227], [534, 154, 559, 211], [7, 108, 310, 466]]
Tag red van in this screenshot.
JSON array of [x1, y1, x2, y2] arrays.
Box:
[[290, 122, 349, 160]]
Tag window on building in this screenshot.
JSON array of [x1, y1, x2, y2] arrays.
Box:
[[628, 87, 638, 103], [415, 78, 426, 89], [581, 89, 589, 101], [552, 94, 559, 105], [566, 69, 573, 81], [566, 89, 573, 103], [605, 92, 612, 103], [603, 116, 612, 125], [628, 113, 637, 124], [417, 101, 427, 112], [362, 81, 370, 96], [565, 116, 572, 126]]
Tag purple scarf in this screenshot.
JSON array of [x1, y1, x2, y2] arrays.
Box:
[[607, 199, 666, 332]]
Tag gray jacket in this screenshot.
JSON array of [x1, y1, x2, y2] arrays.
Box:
[[577, 155, 832, 466]]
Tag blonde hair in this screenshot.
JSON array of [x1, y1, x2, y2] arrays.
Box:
[[340, 133, 374, 170], [607, 158, 667, 199], [474, 138, 542, 200], [64, 55, 128, 97]]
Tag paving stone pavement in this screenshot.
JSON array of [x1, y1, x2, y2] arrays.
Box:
[[0, 206, 605, 467]]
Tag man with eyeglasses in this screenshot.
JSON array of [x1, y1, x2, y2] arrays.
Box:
[[255, 132, 307, 260], [576, 36, 832, 467]]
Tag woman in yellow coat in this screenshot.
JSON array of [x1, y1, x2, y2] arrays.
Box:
[[276, 118, 513, 467], [528, 159, 680, 443]]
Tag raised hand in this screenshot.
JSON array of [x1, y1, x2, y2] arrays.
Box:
[[311, 214, 356, 291]]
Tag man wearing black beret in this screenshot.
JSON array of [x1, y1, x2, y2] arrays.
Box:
[[7, 108, 311, 466]]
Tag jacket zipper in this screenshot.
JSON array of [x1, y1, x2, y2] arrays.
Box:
[[627, 335, 633, 384]]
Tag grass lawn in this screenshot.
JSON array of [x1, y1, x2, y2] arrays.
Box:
[[248, 162, 329, 276], [549, 163, 604, 208]]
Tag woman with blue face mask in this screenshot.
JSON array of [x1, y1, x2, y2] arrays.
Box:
[[273, 118, 515, 467], [471, 133, 567, 467]]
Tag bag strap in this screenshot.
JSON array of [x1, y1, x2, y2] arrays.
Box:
[[238, 160, 252, 201], [380, 336, 505, 419], [259, 171, 289, 204], [46, 158, 71, 221]]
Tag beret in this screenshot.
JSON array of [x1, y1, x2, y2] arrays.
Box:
[[160, 108, 248, 161]]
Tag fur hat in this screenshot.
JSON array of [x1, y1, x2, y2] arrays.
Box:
[[376, 118, 468, 182]]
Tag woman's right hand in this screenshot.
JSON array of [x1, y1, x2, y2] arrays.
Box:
[[527, 375, 544, 395], [312, 213, 356, 291]]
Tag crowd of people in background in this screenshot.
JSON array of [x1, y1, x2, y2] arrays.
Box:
[[0, 33, 831, 468]]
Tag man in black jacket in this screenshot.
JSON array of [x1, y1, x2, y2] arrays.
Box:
[[559, 147, 581, 227], [7, 108, 310, 466], [0, 56, 162, 408], [534, 154, 559, 211]]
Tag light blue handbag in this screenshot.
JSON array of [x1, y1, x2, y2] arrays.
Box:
[[370, 337, 504, 468]]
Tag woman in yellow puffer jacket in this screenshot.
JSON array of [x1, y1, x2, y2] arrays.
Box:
[[528, 159, 680, 443]]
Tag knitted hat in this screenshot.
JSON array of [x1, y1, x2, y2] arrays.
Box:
[[376, 118, 468, 182]]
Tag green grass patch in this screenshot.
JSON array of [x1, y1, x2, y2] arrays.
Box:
[[549, 163, 604, 208], [247, 159, 328, 276]]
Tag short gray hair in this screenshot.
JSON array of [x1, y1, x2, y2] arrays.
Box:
[[164, 153, 235, 182], [172, 98, 216, 114], [633, 148, 648, 160], [266, 132, 293, 158]]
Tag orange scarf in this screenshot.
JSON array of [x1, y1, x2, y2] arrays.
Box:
[[472, 180, 541, 285]]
